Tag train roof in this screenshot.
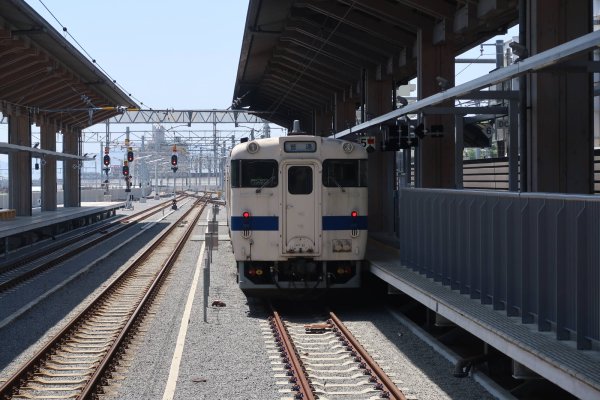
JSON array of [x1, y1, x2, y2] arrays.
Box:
[[229, 135, 368, 160]]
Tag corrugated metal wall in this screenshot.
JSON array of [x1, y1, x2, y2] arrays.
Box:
[[398, 188, 600, 348]]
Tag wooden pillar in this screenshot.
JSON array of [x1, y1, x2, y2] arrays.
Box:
[[417, 28, 455, 188], [314, 109, 333, 137], [527, 0, 593, 193], [63, 128, 81, 207], [366, 77, 395, 234], [335, 89, 359, 132], [40, 121, 57, 211], [8, 111, 32, 216]]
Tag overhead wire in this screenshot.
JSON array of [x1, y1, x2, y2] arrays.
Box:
[[36, 0, 150, 109]]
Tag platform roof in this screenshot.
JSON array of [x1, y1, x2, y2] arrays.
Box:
[[233, 0, 519, 130], [0, 0, 138, 130]]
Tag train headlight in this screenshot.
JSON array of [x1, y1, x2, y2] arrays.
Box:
[[332, 239, 351, 252], [342, 142, 354, 153], [247, 141, 260, 154]]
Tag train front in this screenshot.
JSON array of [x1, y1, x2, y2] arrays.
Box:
[[228, 135, 368, 293]]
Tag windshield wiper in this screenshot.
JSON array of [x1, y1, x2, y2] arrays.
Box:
[[331, 177, 345, 192], [256, 175, 274, 193]]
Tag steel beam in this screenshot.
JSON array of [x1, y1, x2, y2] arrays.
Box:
[[108, 109, 264, 124]]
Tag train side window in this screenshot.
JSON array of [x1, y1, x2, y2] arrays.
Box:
[[240, 159, 278, 188], [322, 159, 368, 188], [288, 166, 313, 195], [230, 160, 241, 187]]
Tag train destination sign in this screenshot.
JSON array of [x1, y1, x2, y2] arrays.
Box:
[[284, 141, 317, 153]]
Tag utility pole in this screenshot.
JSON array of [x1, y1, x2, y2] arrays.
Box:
[[103, 120, 110, 199], [212, 111, 217, 189]]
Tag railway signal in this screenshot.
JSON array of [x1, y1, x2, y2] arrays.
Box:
[[103, 154, 110, 166], [127, 147, 134, 162], [171, 151, 178, 172], [122, 161, 129, 176]]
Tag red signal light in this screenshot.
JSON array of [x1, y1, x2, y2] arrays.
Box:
[[351, 211, 358, 218], [242, 211, 250, 219]]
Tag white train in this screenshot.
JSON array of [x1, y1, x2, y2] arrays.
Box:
[[226, 132, 368, 292]]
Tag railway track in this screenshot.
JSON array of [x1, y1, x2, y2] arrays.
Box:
[[268, 309, 407, 400], [0, 194, 210, 400], [0, 195, 188, 295]]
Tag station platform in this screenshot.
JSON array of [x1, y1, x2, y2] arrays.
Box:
[[365, 239, 600, 400], [0, 201, 125, 256]]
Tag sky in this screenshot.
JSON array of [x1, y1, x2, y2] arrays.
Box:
[[27, 0, 250, 111]]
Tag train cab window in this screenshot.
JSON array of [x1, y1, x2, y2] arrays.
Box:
[[230, 159, 278, 188], [288, 166, 313, 195], [322, 159, 368, 188]]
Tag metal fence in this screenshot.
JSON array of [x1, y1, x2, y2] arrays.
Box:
[[462, 149, 600, 193], [397, 188, 600, 349]]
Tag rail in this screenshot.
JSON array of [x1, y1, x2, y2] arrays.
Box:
[[0, 195, 210, 399]]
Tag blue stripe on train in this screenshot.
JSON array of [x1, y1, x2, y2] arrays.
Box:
[[322, 216, 368, 230], [231, 216, 278, 231], [230, 215, 367, 231]]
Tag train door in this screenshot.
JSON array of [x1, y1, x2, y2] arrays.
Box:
[[282, 162, 320, 255]]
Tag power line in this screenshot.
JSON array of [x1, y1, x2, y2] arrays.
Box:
[[36, 0, 150, 109]]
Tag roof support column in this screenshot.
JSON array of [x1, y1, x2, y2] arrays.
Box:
[[334, 89, 358, 132], [314, 109, 333, 136], [8, 110, 32, 216], [527, 0, 593, 193], [366, 76, 395, 234], [416, 28, 455, 188], [63, 128, 80, 207], [40, 121, 57, 211]]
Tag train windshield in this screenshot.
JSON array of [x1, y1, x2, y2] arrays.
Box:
[[288, 166, 313, 195], [322, 159, 368, 188], [230, 159, 278, 188]]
